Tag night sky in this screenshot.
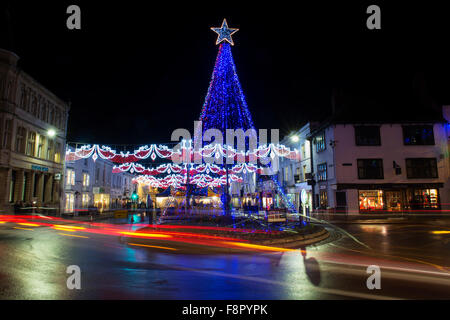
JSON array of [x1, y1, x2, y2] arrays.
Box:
[[2, 1, 450, 145]]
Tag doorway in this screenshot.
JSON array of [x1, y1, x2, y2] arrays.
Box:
[[386, 191, 402, 212]]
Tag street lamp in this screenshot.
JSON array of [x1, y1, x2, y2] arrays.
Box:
[[290, 135, 299, 143], [47, 129, 56, 138]]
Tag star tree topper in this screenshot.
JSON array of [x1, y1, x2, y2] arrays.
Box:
[[211, 19, 239, 46]]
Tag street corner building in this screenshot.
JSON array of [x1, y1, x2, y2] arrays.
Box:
[[0, 48, 69, 215], [278, 106, 450, 218]]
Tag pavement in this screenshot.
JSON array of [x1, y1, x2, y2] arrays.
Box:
[[0, 213, 450, 299]]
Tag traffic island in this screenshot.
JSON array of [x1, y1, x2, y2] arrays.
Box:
[[121, 222, 329, 252]]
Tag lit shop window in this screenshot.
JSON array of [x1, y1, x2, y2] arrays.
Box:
[[65, 193, 74, 212], [411, 189, 439, 209], [359, 190, 384, 211], [66, 169, 75, 186], [82, 194, 90, 207]]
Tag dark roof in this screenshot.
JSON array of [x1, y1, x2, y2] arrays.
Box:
[[307, 90, 446, 137]]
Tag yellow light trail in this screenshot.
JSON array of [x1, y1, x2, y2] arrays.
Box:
[[128, 243, 178, 251], [18, 223, 40, 227], [13, 227, 33, 231], [221, 241, 296, 252], [120, 231, 172, 238], [53, 225, 86, 230], [431, 231, 450, 234], [58, 233, 89, 238]]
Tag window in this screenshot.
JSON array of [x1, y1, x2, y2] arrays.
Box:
[[9, 170, 16, 202], [408, 189, 439, 209], [303, 164, 307, 181], [54, 142, 61, 163], [15, 127, 26, 153], [405, 158, 438, 179], [301, 144, 306, 159], [83, 173, 90, 187], [284, 167, 289, 182], [48, 107, 54, 125], [66, 169, 75, 186], [315, 132, 326, 152], [37, 136, 45, 158], [3, 119, 12, 149], [357, 159, 384, 179], [65, 193, 74, 212], [20, 87, 27, 108], [359, 190, 384, 211], [46, 139, 54, 160], [403, 125, 434, 145], [319, 190, 328, 208], [355, 126, 381, 146], [82, 194, 90, 208], [31, 95, 38, 117], [26, 131, 36, 156], [317, 163, 327, 181], [41, 103, 47, 121], [295, 167, 301, 182]]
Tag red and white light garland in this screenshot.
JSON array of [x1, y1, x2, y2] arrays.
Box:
[[66, 141, 299, 190], [133, 174, 243, 189], [66, 142, 300, 164]]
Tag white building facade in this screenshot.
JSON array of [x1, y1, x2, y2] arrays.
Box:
[[307, 117, 450, 215], [63, 155, 134, 214]]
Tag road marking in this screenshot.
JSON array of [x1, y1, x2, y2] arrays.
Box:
[[128, 243, 178, 251], [58, 233, 89, 238], [328, 242, 450, 273], [166, 264, 401, 300], [53, 227, 77, 232], [318, 257, 450, 277], [13, 227, 33, 231], [431, 230, 450, 234]]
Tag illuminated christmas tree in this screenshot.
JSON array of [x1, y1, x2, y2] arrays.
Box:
[[199, 19, 256, 138]]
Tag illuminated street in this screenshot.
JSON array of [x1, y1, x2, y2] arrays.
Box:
[[0, 215, 449, 299], [1, 3, 450, 307]]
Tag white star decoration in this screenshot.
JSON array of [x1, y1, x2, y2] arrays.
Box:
[[211, 19, 239, 46]]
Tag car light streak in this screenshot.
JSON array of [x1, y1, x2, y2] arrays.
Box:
[[53, 225, 86, 230], [220, 241, 296, 252], [120, 231, 172, 238], [13, 227, 33, 231]]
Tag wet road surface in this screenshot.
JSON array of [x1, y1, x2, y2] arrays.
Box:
[[0, 215, 450, 299]]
